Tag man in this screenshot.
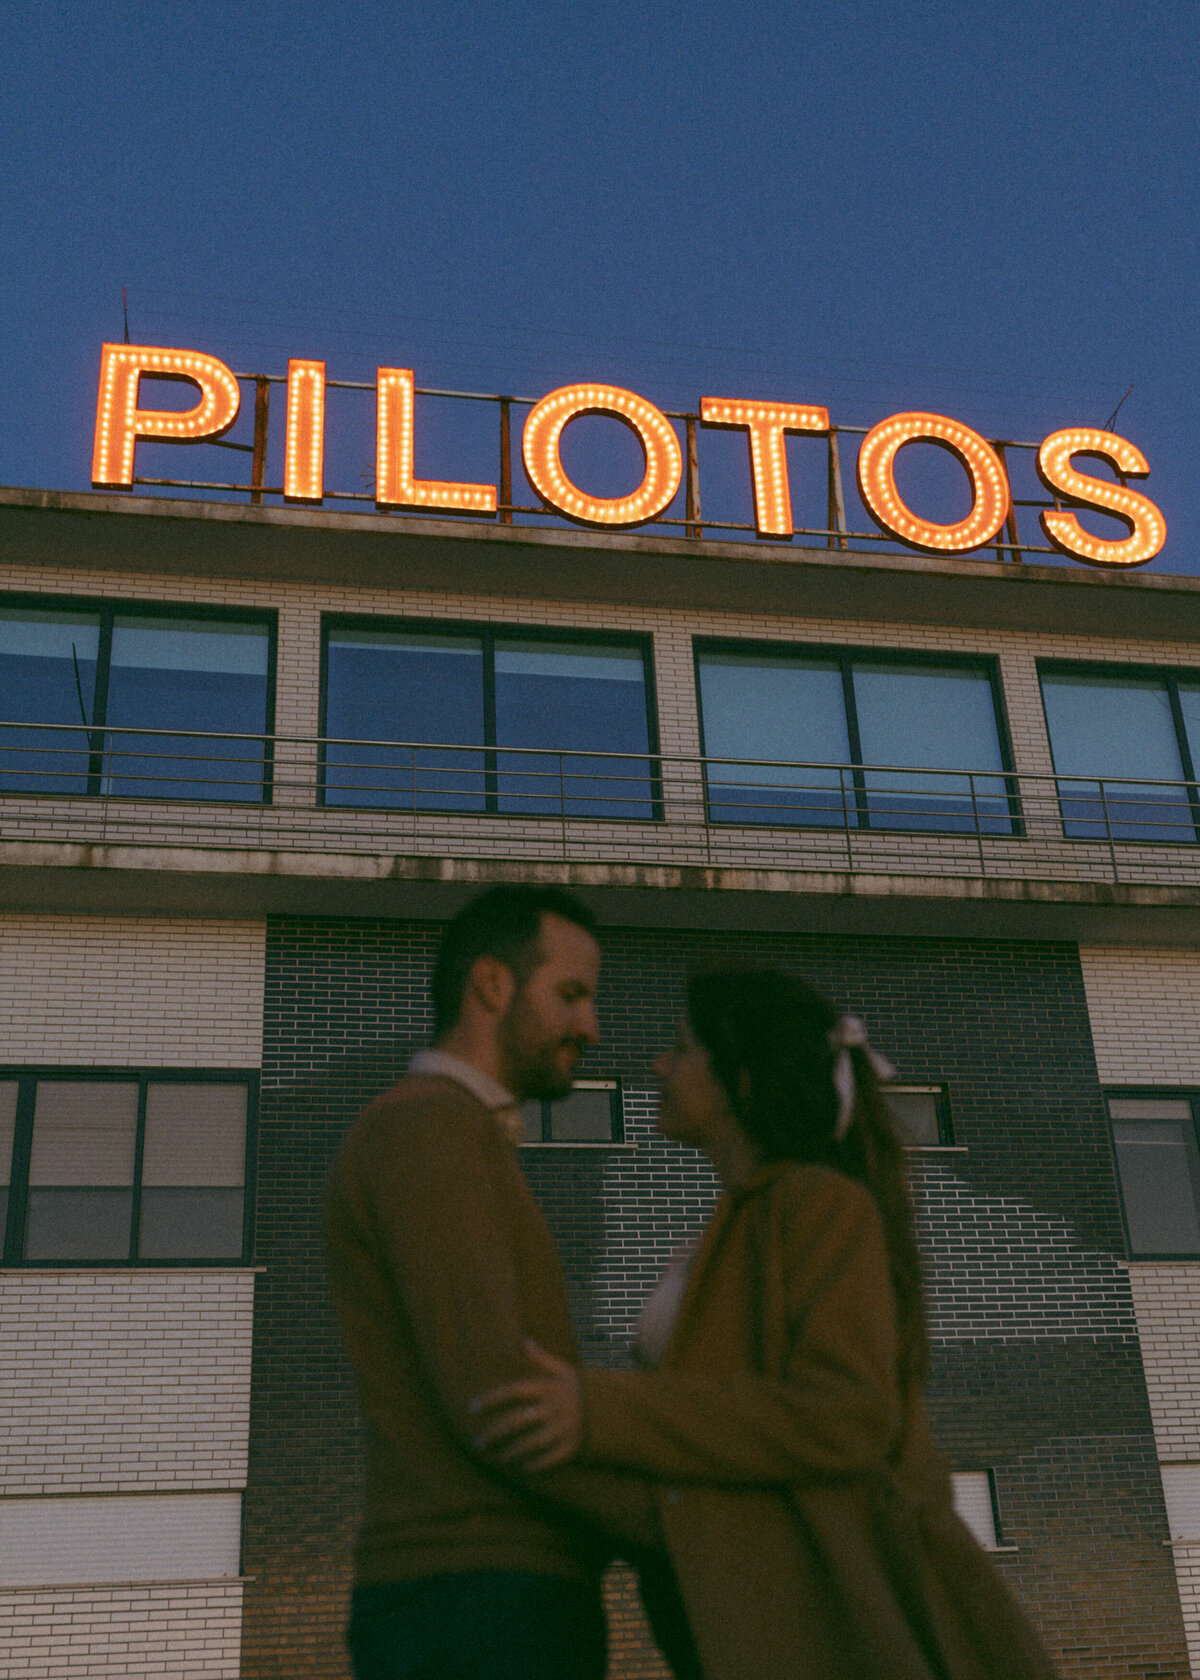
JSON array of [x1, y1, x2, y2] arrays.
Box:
[[324, 884, 656, 1680]]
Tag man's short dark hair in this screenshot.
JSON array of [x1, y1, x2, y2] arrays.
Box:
[[431, 885, 598, 1038]]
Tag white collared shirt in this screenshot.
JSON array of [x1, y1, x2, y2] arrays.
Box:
[[407, 1048, 526, 1143]]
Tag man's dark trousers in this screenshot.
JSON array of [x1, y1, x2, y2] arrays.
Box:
[[347, 1570, 608, 1680]]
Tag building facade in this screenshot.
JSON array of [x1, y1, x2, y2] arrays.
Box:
[[2, 484, 1200, 1677]]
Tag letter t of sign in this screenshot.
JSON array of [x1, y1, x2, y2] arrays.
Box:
[[700, 400, 830, 537]]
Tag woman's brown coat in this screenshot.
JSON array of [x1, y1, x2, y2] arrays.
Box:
[[579, 1161, 1058, 1680]]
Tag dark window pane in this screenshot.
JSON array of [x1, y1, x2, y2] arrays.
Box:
[[0, 1081, 16, 1187], [103, 617, 270, 802], [137, 1084, 246, 1259], [494, 641, 653, 818], [548, 1086, 617, 1141], [24, 1188, 134, 1261], [28, 1082, 138, 1185], [1176, 683, 1200, 786], [141, 1084, 245, 1187], [1042, 672, 1191, 842], [518, 1100, 544, 1142], [25, 1081, 138, 1261], [852, 663, 1011, 834], [0, 1079, 15, 1251], [698, 653, 852, 827], [1111, 1105, 1200, 1254], [138, 1187, 244, 1260], [0, 610, 100, 793], [887, 1088, 943, 1146], [324, 630, 485, 810]]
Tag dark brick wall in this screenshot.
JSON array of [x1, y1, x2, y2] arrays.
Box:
[[241, 916, 1188, 1680]]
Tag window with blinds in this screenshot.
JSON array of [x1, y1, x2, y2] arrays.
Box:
[[0, 1071, 254, 1265], [1106, 1092, 1200, 1258]]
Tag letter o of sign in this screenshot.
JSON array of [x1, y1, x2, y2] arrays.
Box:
[[522, 384, 683, 528], [857, 412, 1010, 555]]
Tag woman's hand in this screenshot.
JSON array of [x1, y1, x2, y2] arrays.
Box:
[[470, 1340, 583, 1471]]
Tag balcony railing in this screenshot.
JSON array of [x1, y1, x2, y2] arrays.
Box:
[[2, 720, 1199, 889]]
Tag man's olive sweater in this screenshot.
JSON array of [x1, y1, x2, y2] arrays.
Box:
[[324, 1072, 655, 1586]]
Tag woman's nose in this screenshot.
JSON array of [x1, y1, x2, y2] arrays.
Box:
[[651, 1049, 669, 1079]]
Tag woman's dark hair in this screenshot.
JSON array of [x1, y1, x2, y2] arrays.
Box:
[[686, 967, 928, 1389], [431, 885, 597, 1037]]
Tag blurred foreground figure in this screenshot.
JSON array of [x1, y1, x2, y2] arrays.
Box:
[[325, 885, 656, 1680], [474, 969, 1061, 1680]]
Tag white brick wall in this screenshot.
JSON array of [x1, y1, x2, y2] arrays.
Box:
[[1127, 1268, 1200, 1677], [1079, 947, 1200, 1084], [1081, 950, 1200, 1674], [0, 915, 264, 1067], [1127, 1267, 1200, 1462], [1171, 1548, 1200, 1679], [0, 1270, 254, 1495], [0, 1581, 243, 1678]]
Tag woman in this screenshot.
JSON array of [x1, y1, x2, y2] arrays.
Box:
[[472, 969, 1058, 1680]]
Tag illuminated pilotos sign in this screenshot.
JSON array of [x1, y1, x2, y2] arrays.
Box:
[[91, 343, 1167, 568]]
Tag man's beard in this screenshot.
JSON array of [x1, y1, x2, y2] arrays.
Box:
[[497, 991, 584, 1101]]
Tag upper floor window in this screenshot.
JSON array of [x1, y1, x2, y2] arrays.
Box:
[[0, 1070, 255, 1266], [1106, 1091, 1200, 1259], [519, 1081, 624, 1144], [695, 644, 1015, 834], [1040, 665, 1200, 843], [0, 602, 274, 803], [322, 621, 658, 819], [887, 1084, 954, 1147]]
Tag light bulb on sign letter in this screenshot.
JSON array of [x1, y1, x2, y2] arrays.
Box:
[[92, 345, 241, 488], [1036, 429, 1165, 567], [857, 412, 1010, 555], [284, 360, 326, 503], [522, 384, 682, 528], [375, 369, 497, 514], [699, 399, 829, 537]]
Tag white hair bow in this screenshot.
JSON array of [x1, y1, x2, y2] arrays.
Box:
[[828, 1015, 895, 1141]]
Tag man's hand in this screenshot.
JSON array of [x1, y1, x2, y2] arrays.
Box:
[[471, 1339, 583, 1471]]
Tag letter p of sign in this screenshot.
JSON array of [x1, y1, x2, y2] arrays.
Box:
[[92, 344, 241, 489]]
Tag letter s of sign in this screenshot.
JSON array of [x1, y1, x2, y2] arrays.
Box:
[[92, 345, 241, 489], [1036, 429, 1166, 568]]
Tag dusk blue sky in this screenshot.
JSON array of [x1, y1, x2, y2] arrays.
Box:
[[2, 1, 1196, 568]]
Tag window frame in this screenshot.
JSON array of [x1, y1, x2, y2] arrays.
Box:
[[951, 1468, 1009, 1551], [692, 638, 1021, 836], [318, 615, 663, 820], [1038, 659, 1200, 845], [0, 592, 278, 805], [519, 1079, 626, 1147], [1104, 1086, 1200, 1261], [888, 1082, 955, 1148], [0, 1066, 259, 1268]]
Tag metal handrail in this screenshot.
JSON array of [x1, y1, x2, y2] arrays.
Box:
[[130, 373, 1059, 561], [1, 719, 1198, 886]]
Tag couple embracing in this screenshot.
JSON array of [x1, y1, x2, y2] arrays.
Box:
[[324, 885, 1057, 1680]]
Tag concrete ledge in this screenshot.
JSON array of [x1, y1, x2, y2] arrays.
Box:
[[4, 485, 1200, 640], [6, 841, 1200, 941]]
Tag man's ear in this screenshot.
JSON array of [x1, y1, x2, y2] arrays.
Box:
[[468, 954, 517, 1019]]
